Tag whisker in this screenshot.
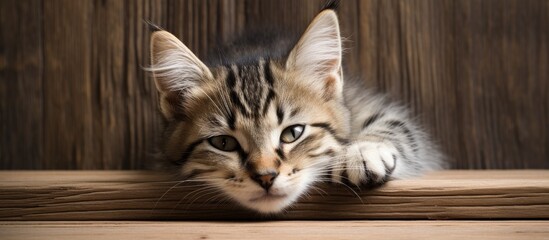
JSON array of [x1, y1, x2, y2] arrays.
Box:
[[187, 188, 221, 209], [172, 185, 218, 211], [153, 179, 206, 209], [308, 185, 328, 197]]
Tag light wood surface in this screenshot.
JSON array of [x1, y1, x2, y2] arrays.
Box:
[[1, 170, 548, 220], [1, 221, 548, 240]]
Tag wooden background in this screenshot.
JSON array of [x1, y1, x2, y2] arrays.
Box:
[[0, 0, 547, 170]]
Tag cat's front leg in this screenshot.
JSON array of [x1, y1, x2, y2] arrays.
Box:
[[332, 139, 398, 186]]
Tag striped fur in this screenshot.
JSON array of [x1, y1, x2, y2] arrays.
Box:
[[148, 7, 443, 214]]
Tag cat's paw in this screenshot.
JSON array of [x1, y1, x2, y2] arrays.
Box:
[[332, 141, 397, 187]]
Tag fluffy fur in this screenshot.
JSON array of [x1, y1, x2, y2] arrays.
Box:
[[148, 8, 443, 213]]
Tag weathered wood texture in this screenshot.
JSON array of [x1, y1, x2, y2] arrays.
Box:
[[1, 170, 548, 220], [1, 1, 548, 169], [2, 221, 549, 240]]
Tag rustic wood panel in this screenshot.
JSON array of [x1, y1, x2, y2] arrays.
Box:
[[0, 0, 43, 169], [42, 0, 94, 169], [5, 0, 165, 169], [2, 221, 549, 240], [453, 0, 549, 168], [90, 0, 125, 169], [1, 170, 548, 220], [0, 0, 547, 169]]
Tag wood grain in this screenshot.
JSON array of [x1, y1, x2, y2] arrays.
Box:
[[0, 0, 548, 169], [1, 170, 548, 220], [42, 0, 94, 169], [0, 0, 44, 169], [2, 221, 549, 240]]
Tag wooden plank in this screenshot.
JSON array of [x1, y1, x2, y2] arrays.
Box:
[[121, 0, 164, 169], [0, 170, 548, 220], [89, 0, 126, 169], [1, 221, 549, 240], [453, 0, 549, 168], [0, 0, 43, 169], [42, 0, 94, 169], [88, 0, 164, 169]]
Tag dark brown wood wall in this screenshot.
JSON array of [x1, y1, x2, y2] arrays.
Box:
[[1, 0, 547, 169]]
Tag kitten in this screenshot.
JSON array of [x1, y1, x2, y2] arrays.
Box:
[[148, 4, 443, 213]]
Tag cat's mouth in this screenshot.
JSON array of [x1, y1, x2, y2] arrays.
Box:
[[249, 193, 287, 202]]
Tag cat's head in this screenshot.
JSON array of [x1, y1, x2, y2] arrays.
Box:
[[149, 9, 350, 213]]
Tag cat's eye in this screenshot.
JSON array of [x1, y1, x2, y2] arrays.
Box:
[[280, 125, 305, 143], [208, 135, 239, 152]]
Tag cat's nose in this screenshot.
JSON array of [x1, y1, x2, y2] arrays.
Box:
[[251, 171, 279, 191]]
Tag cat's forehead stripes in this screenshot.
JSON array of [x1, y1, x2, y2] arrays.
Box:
[[225, 59, 278, 123], [276, 105, 284, 125], [290, 107, 301, 118]]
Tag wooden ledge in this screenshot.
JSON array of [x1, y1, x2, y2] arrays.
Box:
[[1, 170, 548, 220]]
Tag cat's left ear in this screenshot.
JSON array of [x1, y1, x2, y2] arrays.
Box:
[[286, 9, 343, 100]]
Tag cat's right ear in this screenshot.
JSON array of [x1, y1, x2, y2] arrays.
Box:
[[149, 31, 213, 120], [286, 9, 343, 100]]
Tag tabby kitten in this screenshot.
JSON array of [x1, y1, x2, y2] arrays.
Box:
[[148, 6, 443, 213]]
